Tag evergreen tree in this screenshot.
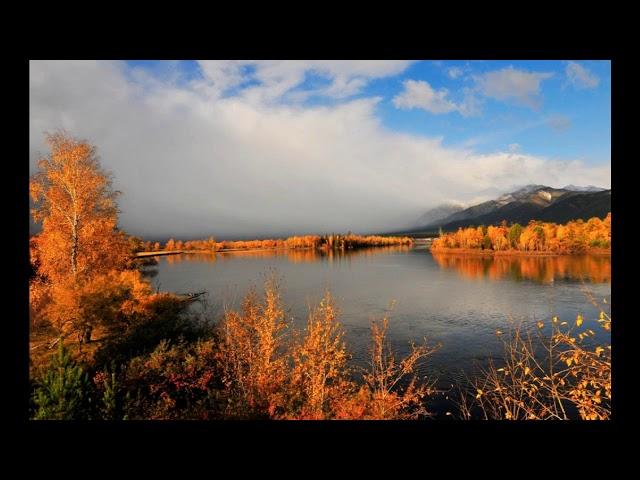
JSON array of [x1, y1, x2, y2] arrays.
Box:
[[508, 223, 523, 249], [32, 343, 94, 420]]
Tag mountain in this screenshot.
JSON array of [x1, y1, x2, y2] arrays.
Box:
[[412, 203, 464, 229], [537, 189, 611, 224], [413, 185, 610, 232], [562, 185, 607, 192]]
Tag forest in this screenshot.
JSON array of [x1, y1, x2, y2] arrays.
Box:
[[28, 133, 611, 420], [133, 233, 412, 254], [431, 216, 611, 253]]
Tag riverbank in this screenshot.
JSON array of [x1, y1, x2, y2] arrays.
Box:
[[430, 247, 611, 256], [135, 247, 294, 258], [135, 242, 415, 258]]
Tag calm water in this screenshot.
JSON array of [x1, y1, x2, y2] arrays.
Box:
[[149, 246, 611, 392]]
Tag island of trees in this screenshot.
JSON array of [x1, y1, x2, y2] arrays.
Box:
[[431, 215, 611, 254], [132, 233, 412, 257], [28, 133, 611, 421]]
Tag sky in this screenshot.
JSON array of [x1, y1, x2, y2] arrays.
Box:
[[29, 60, 611, 240]]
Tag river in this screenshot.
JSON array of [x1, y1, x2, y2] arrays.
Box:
[[148, 245, 611, 409]]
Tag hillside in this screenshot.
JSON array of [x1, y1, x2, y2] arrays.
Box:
[[411, 185, 611, 232]]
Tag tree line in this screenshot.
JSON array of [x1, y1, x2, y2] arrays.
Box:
[[133, 233, 412, 253], [431, 215, 611, 253]]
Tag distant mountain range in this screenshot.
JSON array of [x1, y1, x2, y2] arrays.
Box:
[[408, 185, 610, 233]]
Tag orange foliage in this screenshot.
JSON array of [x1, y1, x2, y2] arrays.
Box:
[[158, 234, 412, 253], [217, 279, 288, 418], [215, 281, 439, 420], [335, 318, 438, 419], [286, 293, 351, 419], [29, 133, 153, 342], [30, 132, 128, 283], [432, 214, 611, 254]]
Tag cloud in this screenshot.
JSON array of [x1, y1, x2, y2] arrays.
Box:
[[195, 60, 414, 103], [447, 67, 463, 79], [547, 114, 572, 132], [393, 80, 481, 117], [30, 61, 610, 239], [473, 66, 554, 109], [565, 61, 599, 89], [397, 65, 554, 116], [392, 80, 458, 114]]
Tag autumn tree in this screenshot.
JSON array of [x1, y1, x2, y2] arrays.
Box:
[[30, 132, 129, 340]]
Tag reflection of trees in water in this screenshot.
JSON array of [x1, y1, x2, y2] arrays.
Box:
[[141, 267, 159, 278], [158, 246, 413, 265], [298, 245, 412, 264], [431, 252, 610, 283], [165, 252, 218, 265]]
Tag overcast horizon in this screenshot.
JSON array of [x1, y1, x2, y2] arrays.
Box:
[[29, 60, 611, 240]]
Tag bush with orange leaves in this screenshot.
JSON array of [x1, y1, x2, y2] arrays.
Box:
[[283, 293, 353, 419], [216, 278, 289, 418], [457, 303, 611, 420], [215, 279, 439, 420], [335, 318, 439, 420]]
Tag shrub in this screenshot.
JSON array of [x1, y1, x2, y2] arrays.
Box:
[[121, 339, 224, 420], [217, 278, 288, 418], [458, 309, 611, 420]]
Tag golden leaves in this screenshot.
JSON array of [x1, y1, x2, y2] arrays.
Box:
[[430, 215, 610, 253], [576, 314, 583, 327]]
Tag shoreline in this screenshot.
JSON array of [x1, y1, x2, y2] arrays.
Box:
[[429, 247, 611, 256], [135, 244, 411, 258], [136, 247, 299, 257]]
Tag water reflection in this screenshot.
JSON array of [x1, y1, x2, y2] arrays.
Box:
[[431, 252, 610, 283], [161, 245, 413, 265]]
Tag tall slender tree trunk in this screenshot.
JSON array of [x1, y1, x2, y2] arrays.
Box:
[[70, 217, 78, 277]]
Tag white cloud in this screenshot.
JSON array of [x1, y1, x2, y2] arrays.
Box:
[[565, 61, 600, 89], [195, 60, 414, 103], [392, 80, 458, 114], [447, 67, 463, 79], [508, 143, 520, 152], [396, 65, 555, 116], [473, 66, 554, 109], [29, 61, 610, 238], [392, 80, 481, 117]]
